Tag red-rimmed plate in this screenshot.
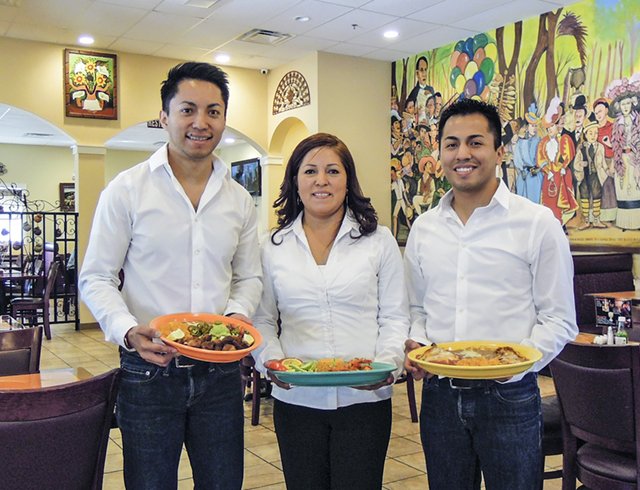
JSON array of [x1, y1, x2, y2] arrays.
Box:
[[149, 313, 262, 363]]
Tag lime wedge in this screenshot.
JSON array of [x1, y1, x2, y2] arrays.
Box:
[[166, 329, 185, 341]]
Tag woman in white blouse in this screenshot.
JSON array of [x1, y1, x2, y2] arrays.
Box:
[[252, 133, 409, 489]]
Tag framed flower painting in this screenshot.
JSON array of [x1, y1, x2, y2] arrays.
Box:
[[64, 49, 117, 120]]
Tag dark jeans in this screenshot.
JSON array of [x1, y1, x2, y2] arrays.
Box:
[[420, 373, 542, 490], [273, 398, 392, 490], [116, 351, 244, 490]]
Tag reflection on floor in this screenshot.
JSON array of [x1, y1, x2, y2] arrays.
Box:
[[41, 324, 564, 489]]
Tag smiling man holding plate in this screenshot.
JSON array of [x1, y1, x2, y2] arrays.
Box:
[[79, 62, 262, 490], [404, 99, 577, 490]]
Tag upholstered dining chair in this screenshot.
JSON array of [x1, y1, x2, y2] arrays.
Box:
[[0, 325, 43, 376], [0, 368, 120, 490], [551, 342, 640, 490], [11, 261, 59, 340]]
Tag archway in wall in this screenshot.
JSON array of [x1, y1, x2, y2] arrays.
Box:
[[266, 117, 309, 229]]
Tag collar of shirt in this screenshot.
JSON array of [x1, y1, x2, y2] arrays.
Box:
[[278, 209, 361, 243], [436, 179, 510, 221]]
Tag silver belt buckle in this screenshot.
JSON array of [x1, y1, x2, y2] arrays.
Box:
[[174, 356, 196, 368], [448, 378, 473, 390]]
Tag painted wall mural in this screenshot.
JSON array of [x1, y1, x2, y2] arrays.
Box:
[[390, 0, 639, 249]]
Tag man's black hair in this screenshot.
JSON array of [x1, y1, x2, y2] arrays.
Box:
[[438, 98, 502, 150], [160, 62, 229, 115]]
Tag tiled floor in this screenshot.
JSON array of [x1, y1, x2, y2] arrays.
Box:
[[41, 324, 565, 489]]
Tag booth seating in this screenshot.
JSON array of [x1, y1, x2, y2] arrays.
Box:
[[572, 253, 635, 334]]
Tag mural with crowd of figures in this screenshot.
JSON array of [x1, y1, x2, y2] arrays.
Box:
[[391, 0, 639, 248]]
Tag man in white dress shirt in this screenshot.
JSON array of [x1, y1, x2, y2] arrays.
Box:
[[404, 99, 577, 490], [79, 62, 262, 490]]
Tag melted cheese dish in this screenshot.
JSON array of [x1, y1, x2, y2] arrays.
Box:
[[416, 345, 528, 366]]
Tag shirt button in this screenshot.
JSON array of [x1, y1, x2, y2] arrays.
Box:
[[194, 249, 200, 255], [194, 282, 200, 289]]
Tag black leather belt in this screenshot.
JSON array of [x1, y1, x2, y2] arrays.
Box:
[[440, 378, 496, 390]]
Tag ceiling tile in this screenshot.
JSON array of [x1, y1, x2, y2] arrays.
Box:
[[316, 0, 369, 7], [152, 44, 213, 62], [174, 17, 251, 48], [361, 0, 442, 17], [6, 21, 71, 44], [391, 25, 477, 54], [108, 37, 165, 55], [258, 0, 351, 35], [152, 0, 221, 19], [350, 17, 439, 48], [98, 0, 162, 8], [67, 3, 149, 37], [12, 0, 93, 25], [197, 0, 301, 25], [409, 0, 511, 26], [453, 0, 560, 31], [306, 8, 395, 42], [124, 10, 201, 42]]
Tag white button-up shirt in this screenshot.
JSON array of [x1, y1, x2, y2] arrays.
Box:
[[253, 212, 409, 409], [79, 145, 262, 348], [404, 181, 577, 379]]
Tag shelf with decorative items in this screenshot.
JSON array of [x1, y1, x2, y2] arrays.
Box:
[[0, 180, 78, 333]]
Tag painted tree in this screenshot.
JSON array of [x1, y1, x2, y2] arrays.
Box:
[[495, 21, 523, 80], [522, 9, 563, 110]]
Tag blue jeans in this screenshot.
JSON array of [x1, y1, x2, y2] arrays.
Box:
[[420, 373, 542, 490], [116, 351, 244, 490]]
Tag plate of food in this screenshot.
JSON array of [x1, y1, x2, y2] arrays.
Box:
[[149, 313, 262, 363], [266, 357, 396, 387], [407, 341, 542, 379]]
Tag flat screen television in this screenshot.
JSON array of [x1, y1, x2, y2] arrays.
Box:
[[231, 158, 261, 196]]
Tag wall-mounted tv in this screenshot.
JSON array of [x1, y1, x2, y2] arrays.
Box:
[[230, 158, 261, 196]]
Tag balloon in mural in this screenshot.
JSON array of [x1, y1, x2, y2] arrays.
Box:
[[455, 74, 466, 94], [481, 85, 490, 99], [456, 52, 470, 71], [450, 66, 462, 87], [484, 42, 498, 61], [473, 47, 485, 65], [473, 70, 486, 95], [454, 40, 466, 53], [450, 51, 460, 68], [464, 37, 475, 57], [464, 61, 478, 80], [480, 57, 495, 84], [464, 79, 478, 98], [473, 33, 489, 52]]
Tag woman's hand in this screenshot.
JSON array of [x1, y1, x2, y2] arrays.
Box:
[[352, 374, 394, 391], [264, 359, 292, 390], [125, 326, 177, 367]]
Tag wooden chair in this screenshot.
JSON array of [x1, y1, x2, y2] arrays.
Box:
[[0, 326, 43, 376], [551, 342, 640, 490], [11, 261, 59, 340], [240, 355, 270, 426], [0, 368, 121, 490]]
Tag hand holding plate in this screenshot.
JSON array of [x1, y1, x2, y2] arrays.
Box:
[[404, 339, 430, 380], [352, 373, 394, 390], [126, 325, 177, 367]]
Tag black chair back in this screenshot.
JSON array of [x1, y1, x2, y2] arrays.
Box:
[[551, 342, 640, 489], [0, 369, 120, 490], [0, 326, 42, 376]]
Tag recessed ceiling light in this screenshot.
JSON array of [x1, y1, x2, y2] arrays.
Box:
[[215, 53, 230, 63], [224, 137, 236, 144], [383, 30, 399, 39], [294, 15, 310, 22], [78, 34, 95, 45]]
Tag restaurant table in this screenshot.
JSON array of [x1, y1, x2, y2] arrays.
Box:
[[0, 367, 92, 390], [573, 332, 639, 346]]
